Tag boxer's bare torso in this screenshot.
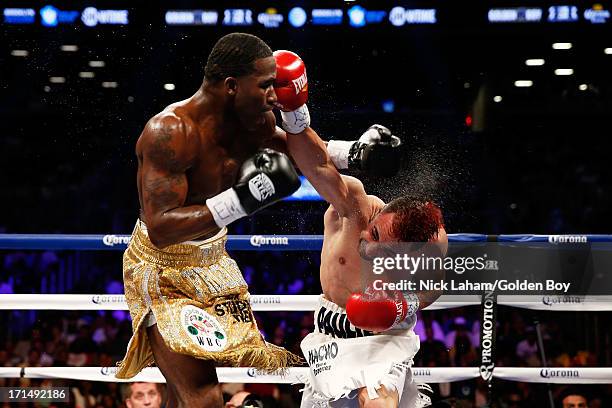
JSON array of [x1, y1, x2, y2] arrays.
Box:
[[136, 100, 275, 209], [137, 102, 277, 206], [320, 176, 447, 309], [320, 176, 385, 307], [134, 91, 287, 247], [132, 56, 292, 248]]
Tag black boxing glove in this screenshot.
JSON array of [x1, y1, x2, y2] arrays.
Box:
[[206, 149, 300, 227], [327, 125, 402, 177]]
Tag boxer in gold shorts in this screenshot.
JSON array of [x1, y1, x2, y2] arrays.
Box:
[[116, 33, 401, 407]]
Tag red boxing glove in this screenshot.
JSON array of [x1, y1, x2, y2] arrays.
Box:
[[273, 50, 308, 111], [346, 286, 419, 332]]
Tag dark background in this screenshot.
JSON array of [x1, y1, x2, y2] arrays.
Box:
[[2, 0, 611, 235]]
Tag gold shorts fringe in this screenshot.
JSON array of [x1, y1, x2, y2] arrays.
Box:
[[115, 221, 302, 379]]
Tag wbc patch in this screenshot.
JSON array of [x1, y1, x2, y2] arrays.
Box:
[[181, 305, 228, 352]]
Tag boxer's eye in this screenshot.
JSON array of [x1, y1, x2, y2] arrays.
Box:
[[372, 227, 379, 241], [260, 80, 274, 89]]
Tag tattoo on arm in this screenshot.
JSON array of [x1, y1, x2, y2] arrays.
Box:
[[148, 126, 183, 172], [141, 115, 192, 217], [144, 174, 185, 209]]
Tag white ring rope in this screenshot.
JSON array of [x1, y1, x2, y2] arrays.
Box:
[[2, 367, 610, 384], [2, 294, 612, 311], [2, 234, 611, 386], [493, 367, 612, 384], [2, 290, 610, 384]]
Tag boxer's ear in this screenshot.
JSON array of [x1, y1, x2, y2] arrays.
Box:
[[224, 77, 238, 96]]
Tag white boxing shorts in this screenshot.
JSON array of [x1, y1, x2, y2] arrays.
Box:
[[299, 296, 422, 408]]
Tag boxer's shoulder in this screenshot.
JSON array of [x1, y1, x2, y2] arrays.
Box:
[[139, 111, 199, 169], [341, 176, 379, 222], [323, 205, 342, 228], [367, 194, 385, 210], [342, 175, 363, 191]]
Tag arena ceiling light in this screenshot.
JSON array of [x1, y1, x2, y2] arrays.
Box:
[[60, 45, 78, 52], [102, 81, 118, 88], [514, 80, 533, 87], [552, 42, 572, 50], [49, 76, 66, 83], [493, 95, 503, 102], [10, 50, 28, 57], [579, 84, 588, 91], [79, 71, 95, 78], [605, 48, 612, 54], [89, 60, 105, 68], [163, 83, 176, 91], [525, 58, 545, 66], [554, 68, 574, 76]]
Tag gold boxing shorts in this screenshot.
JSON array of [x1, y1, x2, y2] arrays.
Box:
[[115, 220, 301, 379]]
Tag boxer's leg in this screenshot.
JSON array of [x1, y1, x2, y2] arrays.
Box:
[[146, 324, 223, 408], [166, 383, 178, 407]]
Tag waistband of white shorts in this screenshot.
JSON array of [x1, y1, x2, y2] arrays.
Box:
[[315, 295, 415, 338], [318, 295, 347, 313]]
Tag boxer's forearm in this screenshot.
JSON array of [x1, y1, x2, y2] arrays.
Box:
[[287, 127, 353, 216]]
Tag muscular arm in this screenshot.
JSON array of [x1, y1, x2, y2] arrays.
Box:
[[139, 114, 219, 248], [267, 125, 361, 218]]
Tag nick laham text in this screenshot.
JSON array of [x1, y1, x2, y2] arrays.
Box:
[[373, 279, 571, 293]]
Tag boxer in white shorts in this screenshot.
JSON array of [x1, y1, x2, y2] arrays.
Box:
[[298, 146, 447, 408]]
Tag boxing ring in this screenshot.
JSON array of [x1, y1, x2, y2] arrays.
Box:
[[1, 233, 611, 388]]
